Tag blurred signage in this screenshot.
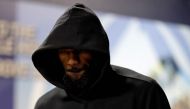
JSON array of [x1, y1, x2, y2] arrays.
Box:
[[0, 19, 38, 78]]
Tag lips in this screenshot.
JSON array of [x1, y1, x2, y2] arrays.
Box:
[[65, 68, 86, 80], [66, 68, 83, 73]]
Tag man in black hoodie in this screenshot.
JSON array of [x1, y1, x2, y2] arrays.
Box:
[[32, 3, 171, 109]]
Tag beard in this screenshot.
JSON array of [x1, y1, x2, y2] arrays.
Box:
[[61, 57, 103, 96], [62, 69, 89, 95]]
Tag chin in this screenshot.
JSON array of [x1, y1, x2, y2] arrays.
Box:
[[62, 71, 89, 93]]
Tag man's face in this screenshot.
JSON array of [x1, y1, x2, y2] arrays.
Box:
[[58, 49, 92, 80]]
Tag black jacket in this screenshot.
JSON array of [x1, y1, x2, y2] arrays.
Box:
[[32, 3, 171, 109]]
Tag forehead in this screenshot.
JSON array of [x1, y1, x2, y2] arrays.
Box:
[[59, 48, 75, 52], [58, 48, 92, 54]]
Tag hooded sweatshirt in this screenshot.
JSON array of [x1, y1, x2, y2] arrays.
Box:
[[32, 3, 171, 109]]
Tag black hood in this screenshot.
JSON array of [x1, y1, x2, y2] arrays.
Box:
[[32, 3, 112, 93]]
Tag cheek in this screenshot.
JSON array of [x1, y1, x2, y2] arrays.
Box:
[[80, 54, 92, 64], [59, 55, 68, 65]]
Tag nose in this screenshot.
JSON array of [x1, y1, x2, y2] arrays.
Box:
[[67, 53, 80, 66]]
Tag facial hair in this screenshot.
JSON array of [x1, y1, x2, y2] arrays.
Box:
[[62, 66, 89, 95], [61, 58, 102, 96]]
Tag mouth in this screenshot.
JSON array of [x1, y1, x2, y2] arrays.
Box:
[[66, 68, 83, 73], [66, 70, 84, 75], [65, 68, 86, 80]]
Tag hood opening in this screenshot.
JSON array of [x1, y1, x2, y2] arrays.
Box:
[[32, 48, 110, 89]]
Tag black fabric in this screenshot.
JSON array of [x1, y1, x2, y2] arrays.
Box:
[[32, 3, 171, 109]]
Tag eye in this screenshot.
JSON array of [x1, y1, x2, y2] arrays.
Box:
[[59, 50, 67, 54], [79, 50, 92, 59], [59, 49, 73, 55]]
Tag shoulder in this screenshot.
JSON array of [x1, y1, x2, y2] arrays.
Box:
[[111, 65, 169, 100], [111, 65, 171, 108], [34, 87, 67, 109], [111, 65, 154, 82], [111, 65, 160, 88]]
